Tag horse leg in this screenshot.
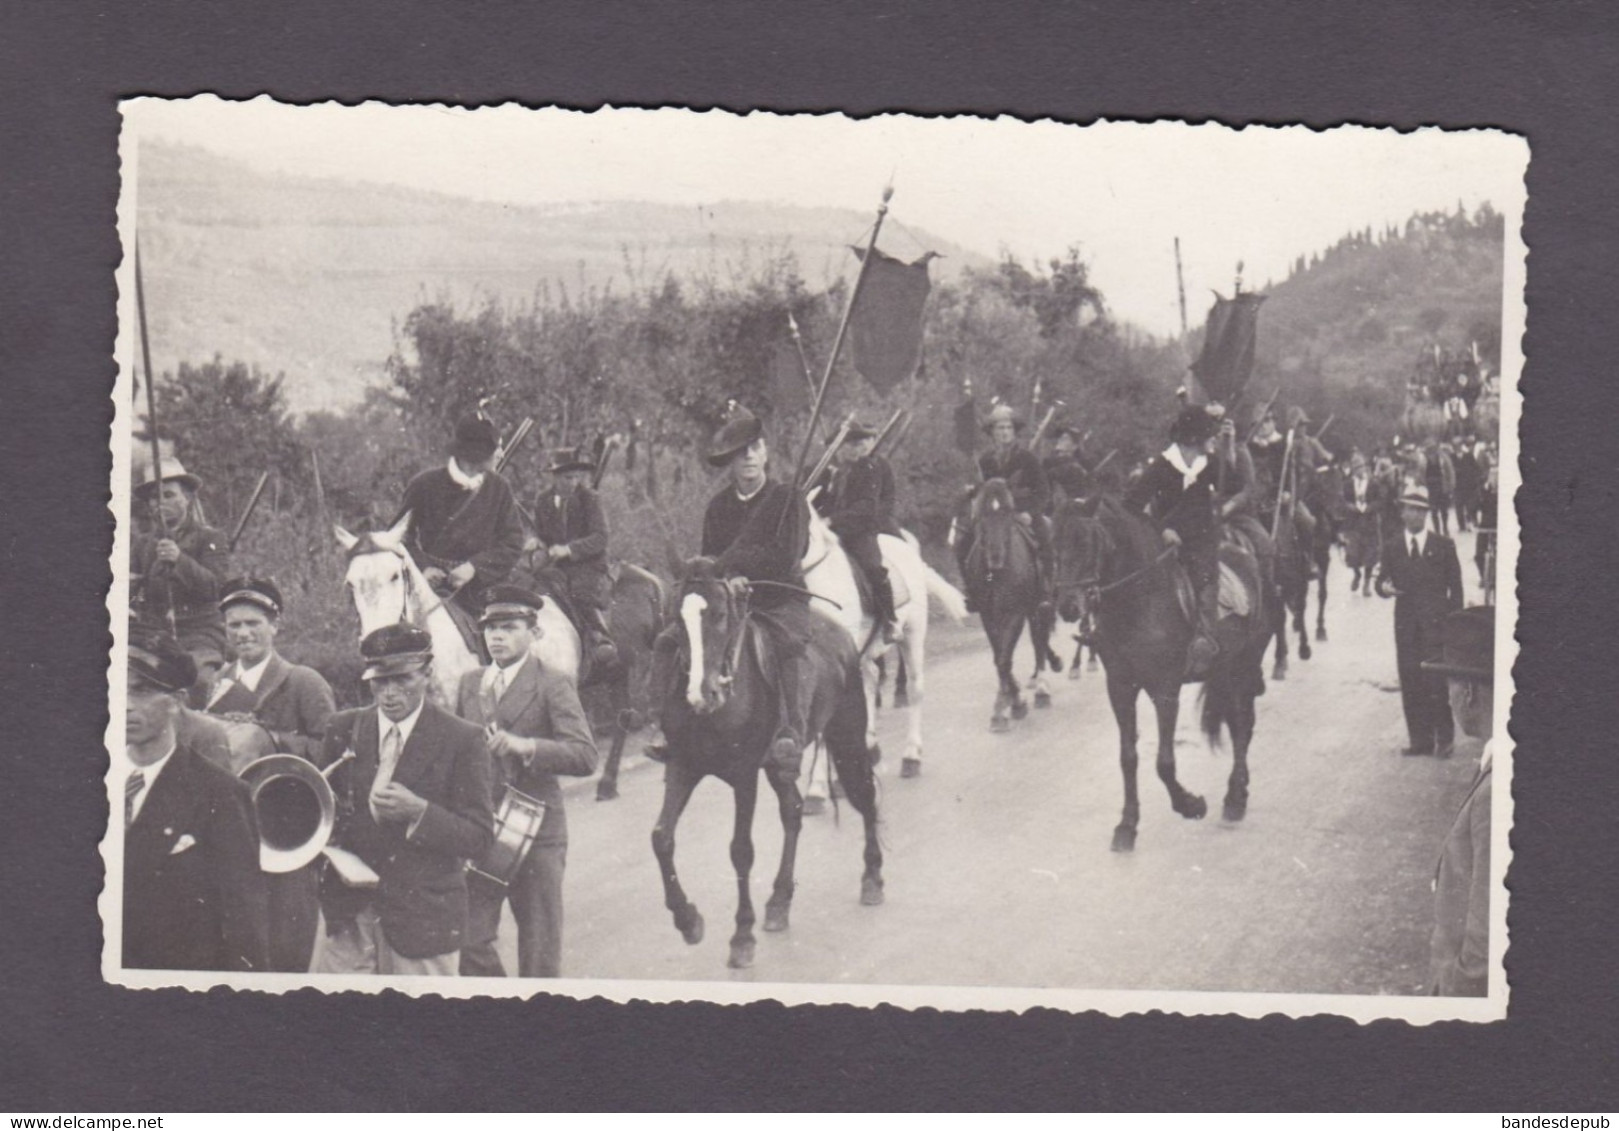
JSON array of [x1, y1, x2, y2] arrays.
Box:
[[1153, 689, 1206, 821], [1069, 635, 1084, 680], [1007, 619, 1030, 720], [989, 615, 1014, 732], [649, 759, 705, 945], [762, 764, 805, 933], [1295, 588, 1312, 661], [1029, 606, 1054, 708], [1271, 598, 1290, 681], [1315, 559, 1329, 640], [893, 647, 910, 709], [1222, 675, 1258, 823], [900, 636, 924, 778], [1105, 672, 1142, 852], [825, 688, 885, 906], [862, 655, 883, 770], [595, 671, 631, 801], [726, 773, 760, 968]]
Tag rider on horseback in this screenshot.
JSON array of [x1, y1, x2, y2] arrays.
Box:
[[815, 420, 899, 644], [955, 403, 1052, 614], [531, 447, 618, 670], [1042, 421, 1091, 506], [646, 405, 815, 786], [1127, 404, 1225, 673]]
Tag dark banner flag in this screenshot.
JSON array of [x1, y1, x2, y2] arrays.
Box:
[[849, 247, 935, 394], [1190, 291, 1266, 406]]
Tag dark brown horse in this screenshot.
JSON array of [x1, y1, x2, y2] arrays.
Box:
[[1053, 497, 1274, 852], [650, 558, 883, 969], [593, 560, 665, 800], [959, 478, 1058, 731], [1268, 507, 1312, 680]]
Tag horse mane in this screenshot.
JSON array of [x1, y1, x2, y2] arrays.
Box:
[[1095, 494, 1162, 567]]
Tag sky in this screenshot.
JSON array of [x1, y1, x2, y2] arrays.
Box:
[[125, 97, 1528, 337]]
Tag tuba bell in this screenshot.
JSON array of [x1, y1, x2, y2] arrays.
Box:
[[239, 752, 349, 874]]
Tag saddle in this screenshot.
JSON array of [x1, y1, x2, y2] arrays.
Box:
[[844, 545, 911, 620]]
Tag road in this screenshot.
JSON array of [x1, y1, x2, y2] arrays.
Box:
[[498, 532, 1491, 995]]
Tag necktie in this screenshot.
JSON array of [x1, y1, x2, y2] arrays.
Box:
[[125, 768, 146, 826], [1411, 537, 1421, 559], [491, 667, 507, 702], [370, 725, 402, 822]]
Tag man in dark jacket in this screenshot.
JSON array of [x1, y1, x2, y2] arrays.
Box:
[[121, 633, 268, 973], [531, 448, 617, 669], [130, 452, 232, 686], [1126, 404, 1225, 673], [956, 404, 1052, 611], [396, 412, 527, 620], [1376, 485, 1466, 756], [1042, 423, 1091, 506], [313, 624, 494, 975], [817, 421, 898, 641]]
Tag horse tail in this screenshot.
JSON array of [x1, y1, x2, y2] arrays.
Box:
[[923, 564, 969, 622], [1200, 675, 1230, 753]]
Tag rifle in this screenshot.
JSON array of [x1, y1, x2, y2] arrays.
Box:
[[803, 415, 856, 500], [227, 471, 272, 553], [134, 241, 176, 634], [591, 434, 621, 491], [1313, 413, 1336, 442], [1028, 405, 1059, 449], [867, 408, 906, 458], [494, 417, 535, 477], [1090, 448, 1119, 476], [877, 411, 915, 460], [1244, 386, 1283, 443], [1270, 428, 1296, 537]]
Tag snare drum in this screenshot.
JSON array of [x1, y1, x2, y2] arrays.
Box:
[[471, 786, 547, 886]]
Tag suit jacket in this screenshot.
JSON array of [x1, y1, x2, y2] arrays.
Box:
[[130, 518, 232, 632], [821, 454, 896, 541], [1127, 453, 1222, 545], [122, 742, 269, 972], [396, 466, 526, 609], [978, 447, 1049, 516], [701, 480, 809, 611], [206, 651, 336, 762], [318, 702, 494, 959], [456, 657, 598, 846], [1377, 531, 1464, 655], [1430, 766, 1491, 995], [531, 483, 610, 570]]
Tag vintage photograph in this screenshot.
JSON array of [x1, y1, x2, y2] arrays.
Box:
[[105, 100, 1524, 1021]]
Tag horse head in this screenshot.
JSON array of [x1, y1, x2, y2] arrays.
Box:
[[335, 512, 425, 637], [674, 556, 751, 716], [1052, 495, 1113, 625]]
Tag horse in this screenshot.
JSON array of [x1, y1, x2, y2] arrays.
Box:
[[801, 505, 968, 778], [1301, 462, 1343, 643], [1052, 496, 1274, 852], [958, 479, 1058, 732], [336, 513, 578, 706], [650, 557, 883, 969], [1267, 506, 1312, 681], [591, 560, 666, 801]]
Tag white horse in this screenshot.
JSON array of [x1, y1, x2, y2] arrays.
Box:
[[336, 513, 579, 706], [801, 506, 967, 778]]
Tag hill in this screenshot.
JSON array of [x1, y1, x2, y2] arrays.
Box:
[[133, 140, 992, 412], [1236, 206, 1505, 452]]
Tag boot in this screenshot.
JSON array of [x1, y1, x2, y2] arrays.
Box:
[[874, 570, 900, 644], [1185, 578, 1221, 677], [584, 605, 618, 670], [768, 650, 810, 785]]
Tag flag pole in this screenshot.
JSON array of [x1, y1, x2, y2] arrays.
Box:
[[787, 184, 893, 494], [134, 239, 177, 634]]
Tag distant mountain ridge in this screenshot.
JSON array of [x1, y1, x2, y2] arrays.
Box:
[[135, 140, 993, 411]]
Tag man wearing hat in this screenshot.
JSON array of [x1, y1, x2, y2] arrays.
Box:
[[456, 586, 598, 978], [530, 447, 618, 670], [1247, 406, 1287, 505], [395, 411, 527, 621], [313, 624, 494, 976], [130, 449, 232, 682], [955, 404, 1053, 611], [816, 421, 900, 642], [1422, 605, 1496, 996], [1042, 422, 1091, 506], [205, 577, 337, 973], [1375, 484, 1465, 756], [121, 633, 269, 972], [1127, 404, 1228, 672]]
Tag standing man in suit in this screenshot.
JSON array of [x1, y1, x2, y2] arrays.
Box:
[[457, 586, 599, 978], [1376, 485, 1466, 757], [205, 577, 337, 973], [1422, 605, 1497, 996], [121, 633, 268, 972], [313, 625, 494, 976]]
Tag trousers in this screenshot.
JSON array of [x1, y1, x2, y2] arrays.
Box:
[[312, 906, 458, 976], [460, 841, 567, 978]]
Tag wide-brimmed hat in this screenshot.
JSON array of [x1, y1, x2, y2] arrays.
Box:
[[478, 584, 544, 626], [1049, 421, 1084, 444], [1398, 484, 1432, 510], [132, 452, 201, 498], [219, 577, 284, 617], [128, 631, 197, 693], [1421, 605, 1494, 681], [359, 624, 434, 681], [545, 447, 595, 475], [1286, 405, 1312, 429], [981, 404, 1025, 435], [841, 420, 881, 443], [451, 412, 500, 463], [707, 405, 764, 467], [1169, 405, 1220, 446]]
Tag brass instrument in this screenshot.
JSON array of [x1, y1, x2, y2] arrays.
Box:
[[239, 750, 354, 874]]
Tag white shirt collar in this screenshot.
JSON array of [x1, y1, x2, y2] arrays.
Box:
[[1409, 529, 1427, 554], [235, 653, 272, 692], [733, 477, 767, 503], [1162, 445, 1207, 489], [377, 698, 427, 748], [446, 457, 485, 492], [124, 738, 177, 823], [483, 652, 530, 696]]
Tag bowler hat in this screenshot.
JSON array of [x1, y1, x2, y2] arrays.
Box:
[[219, 577, 284, 617], [1422, 605, 1495, 681], [451, 413, 499, 463], [545, 447, 596, 475], [981, 404, 1025, 435], [128, 631, 197, 693], [479, 584, 544, 626], [1169, 405, 1219, 446], [707, 405, 764, 467], [360, 623, 434, 681], [1398, 484, 1432, 510]]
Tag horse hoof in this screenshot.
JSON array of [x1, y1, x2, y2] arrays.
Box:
[[893, 689, 910, 709], [1034, 691, 1052, 709], [1272, 663, 1287, 681], [763, 906, 790, 933], [1299, 642, 1312, 661], [1315, 626, 1328, 642], [1223, 799, 1248, 823], [868, 742, 883, 768], [1111, 826, 1137, 853], [595, 782, 619, 802], [1183, 795, 1208, 820], [830, 779, 846, 801], [679, 910, 705, 946], [1011, 700, 1029, 720], [1088, 658, 1099, 671], [990, 716, 1011, 733], [728, 940, 756, 969], [860, 875, 885, 906], [802, 794, 827, 817], [900, 757, 922, 779]]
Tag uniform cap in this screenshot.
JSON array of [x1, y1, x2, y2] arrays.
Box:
[[359, 623, 434, 681]]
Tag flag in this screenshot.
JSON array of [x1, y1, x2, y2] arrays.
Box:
[[848, 247, 935, 394], [1190, 291, 1266, 406]]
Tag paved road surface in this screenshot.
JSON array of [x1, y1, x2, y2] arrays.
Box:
[[496, 533, 1491, 994]]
